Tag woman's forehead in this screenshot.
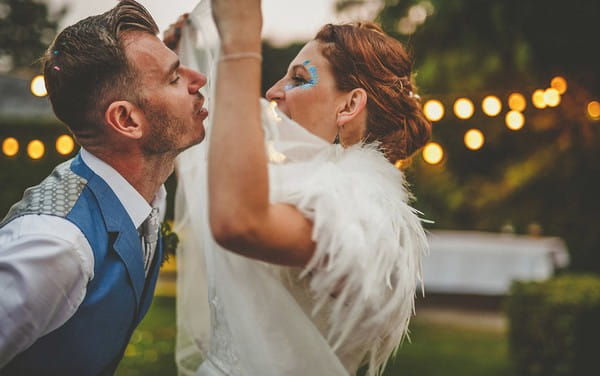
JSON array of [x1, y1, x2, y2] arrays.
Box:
[[290, 40, 326, 68]]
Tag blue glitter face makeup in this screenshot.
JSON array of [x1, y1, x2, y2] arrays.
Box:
[[284, 60, 320, 91]]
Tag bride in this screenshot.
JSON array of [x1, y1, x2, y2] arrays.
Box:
[[174, 0, 431, 375]]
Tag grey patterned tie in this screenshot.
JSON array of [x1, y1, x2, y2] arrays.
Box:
[[142, 207, 160, 276]]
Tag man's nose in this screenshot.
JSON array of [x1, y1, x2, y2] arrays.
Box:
[[185, 67, 207, 94]]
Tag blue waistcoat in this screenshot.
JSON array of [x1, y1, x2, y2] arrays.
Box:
[[1, 153, 163, 375]]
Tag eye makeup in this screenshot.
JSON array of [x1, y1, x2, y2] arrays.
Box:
[[284, 60, 320, 91]]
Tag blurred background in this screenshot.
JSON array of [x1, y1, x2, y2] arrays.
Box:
[[1, 0, 599, 375]]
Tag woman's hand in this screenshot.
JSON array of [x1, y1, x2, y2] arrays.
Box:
[[210, 0, 262, 53], [163, 13, 189, 51]]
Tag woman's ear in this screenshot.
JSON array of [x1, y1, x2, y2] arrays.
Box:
[[336, 88, 367, 127], [104, 101, 145, 140]]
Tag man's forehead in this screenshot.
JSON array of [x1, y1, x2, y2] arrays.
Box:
[[123, 32, 175, 77]]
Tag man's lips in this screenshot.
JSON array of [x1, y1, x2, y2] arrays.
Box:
[[197, 107, 208, 120]]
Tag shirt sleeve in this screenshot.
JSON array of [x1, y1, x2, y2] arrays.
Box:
[[0, 215, 94, 367]]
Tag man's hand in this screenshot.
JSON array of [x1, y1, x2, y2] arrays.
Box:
[[163, 13, 189, 51]]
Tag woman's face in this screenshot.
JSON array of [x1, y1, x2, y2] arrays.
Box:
[[266, 40, 346, 142]]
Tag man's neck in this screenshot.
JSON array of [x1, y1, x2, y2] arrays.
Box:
[[88, 147, 174, 204]]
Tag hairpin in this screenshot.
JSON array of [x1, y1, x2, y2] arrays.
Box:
[[53, 65, 61, 71], [53, 50, 59, 56]]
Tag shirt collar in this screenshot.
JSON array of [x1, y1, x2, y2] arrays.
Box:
[[80, 148, 166, 229]]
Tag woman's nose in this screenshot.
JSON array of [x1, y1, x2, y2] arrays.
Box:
[[266, 80, 284, 101]]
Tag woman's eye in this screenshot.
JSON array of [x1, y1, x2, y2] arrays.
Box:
[[291, 75, 308, 85], [171, 75, 181, 84]]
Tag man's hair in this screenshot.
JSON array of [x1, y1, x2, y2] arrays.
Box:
[[41, 0, 158, 145]]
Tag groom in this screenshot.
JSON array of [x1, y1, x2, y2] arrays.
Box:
[[0, 0, 207, 374]]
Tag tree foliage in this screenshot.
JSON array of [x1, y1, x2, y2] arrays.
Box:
[[0, 0, 65, 74], [333, 0, 600, 271]]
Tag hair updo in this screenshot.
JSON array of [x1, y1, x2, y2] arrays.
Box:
[[314, 22, 431, 162]]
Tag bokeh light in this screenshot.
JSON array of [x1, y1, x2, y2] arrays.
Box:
[[56, 134, 75, 155], [422, 142, 444, 165], [550, 76, 567, 94], [505, 111, 525, 130], [508, 93, 527, 112], [423, 99, 445, 122], [30, 75, 47, 97], [587, 101, 600, 120], [27, 140, 45, 160], [394, 159, 410, 170], [482, 96, 502, 116], [464, 129, 485, 150], [543, 88, 561, 107], [2, 137, 19, 157], [453, 98, 474, 119], [532, 90, 547, 109]]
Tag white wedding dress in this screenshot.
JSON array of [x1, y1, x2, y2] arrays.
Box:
[[174, 2, 428, 375]]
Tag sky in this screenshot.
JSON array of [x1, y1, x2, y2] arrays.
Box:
[[44, 0, 359, 46]]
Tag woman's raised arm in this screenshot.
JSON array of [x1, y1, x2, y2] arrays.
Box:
[[208, 0, 315, 266]]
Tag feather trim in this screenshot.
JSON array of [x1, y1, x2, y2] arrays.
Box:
[[275, 143, 428, 376]]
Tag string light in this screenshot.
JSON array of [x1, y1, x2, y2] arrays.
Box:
[[453, 98, 474, 119], [543, 88, 561, 107], [56, 135, 75, 155], [482, 96, 502, 116], [30, 75, 47, 97], [464, 129, 485, 150], [505, 111, 525, 130], [2, 137, 19, 157], [394, 159, 410, 169], [587, 101, 600, 120], [508, 93, 527, 112], [422, 142, 444, 165], [550, 76, 567, 94], [423, 100, 445, 122], [532, 90, 547, 109], [27, 140, 45, 160]]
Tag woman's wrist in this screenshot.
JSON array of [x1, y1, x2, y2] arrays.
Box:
[[220, 35, 261, 55]]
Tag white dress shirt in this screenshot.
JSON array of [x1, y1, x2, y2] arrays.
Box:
[[0, 148, 166, 367]]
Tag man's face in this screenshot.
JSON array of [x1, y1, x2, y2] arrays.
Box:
[[124, 31, 208, 155]]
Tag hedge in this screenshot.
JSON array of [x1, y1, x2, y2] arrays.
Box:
[[506, 274, 600, 376]]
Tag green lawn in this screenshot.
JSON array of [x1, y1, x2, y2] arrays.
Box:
[[378, 320, 514, 376], [116, 297, 513, 375]]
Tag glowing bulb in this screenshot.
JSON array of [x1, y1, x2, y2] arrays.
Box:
[[2, 137, 19, 157], [587, 101, 600, 120], [532, 90, 547, 109], [453, 98, 474, 119], [394, 159, 410, 170], [30, 75, 47, 97], [27, 140, 45, 160], [464, 129, 484, 150], [550, 76, 567, 94], [543, 88, 561, 107], [508, 93, 527, 112], [505, 111, 525, 130], [56, 134, 75, 155], [423, 100, 444, 122], [422, 142, 444, 165], [482, 96, 502, 117], [408, 4, 427, 24]]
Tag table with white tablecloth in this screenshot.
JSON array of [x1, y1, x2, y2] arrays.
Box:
[[422, 230, 570, 295]]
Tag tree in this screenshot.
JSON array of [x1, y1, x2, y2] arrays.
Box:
[[0, 0, 66, 74], [335, 0, 600, 271]]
